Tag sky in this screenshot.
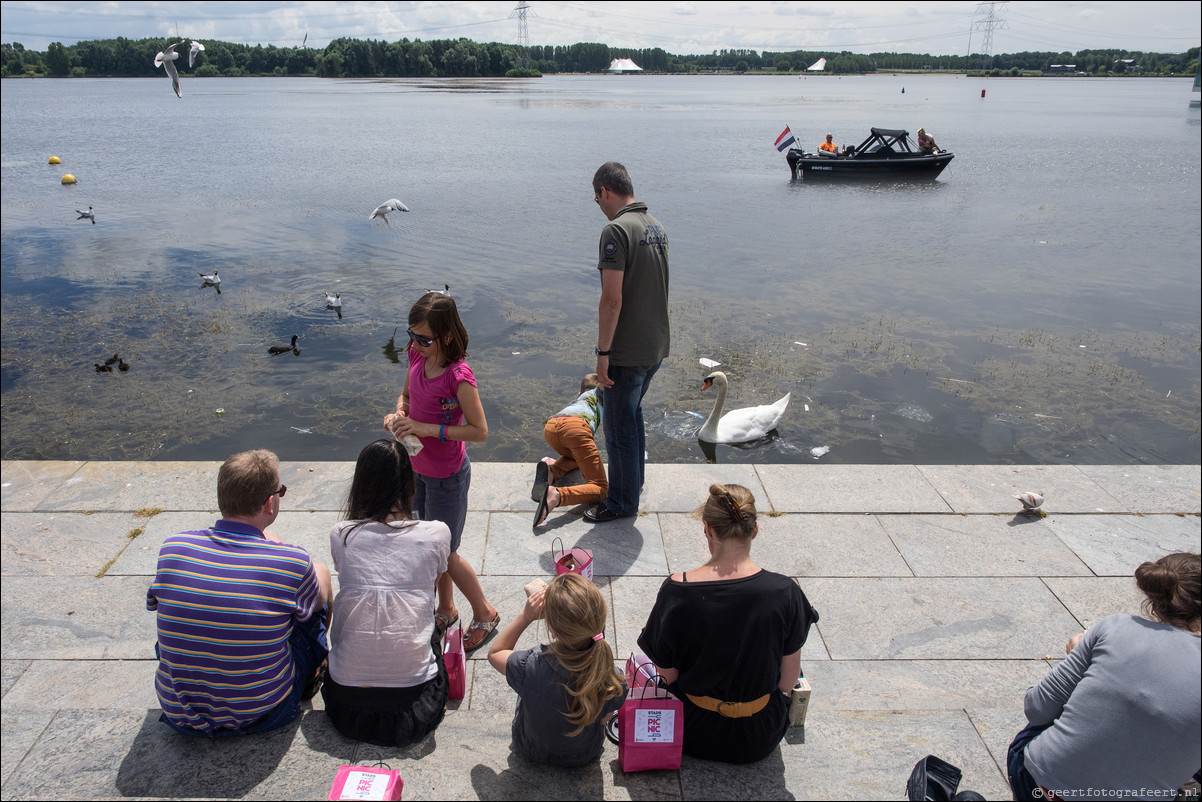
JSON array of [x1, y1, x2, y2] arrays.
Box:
[[1, 1, 1199, 56]]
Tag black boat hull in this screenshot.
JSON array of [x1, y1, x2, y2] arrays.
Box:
[[787, 149, 953, 180]]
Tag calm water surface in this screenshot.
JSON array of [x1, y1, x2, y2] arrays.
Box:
[[2, 75, 1199, 465]]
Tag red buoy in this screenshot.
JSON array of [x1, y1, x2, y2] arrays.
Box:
[[981, 89, 986, 98]]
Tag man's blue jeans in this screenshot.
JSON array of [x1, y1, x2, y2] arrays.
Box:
[[601, 361, 661, 516]]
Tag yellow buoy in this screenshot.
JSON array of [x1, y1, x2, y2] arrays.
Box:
[[61, 174, 77, 184], [49, 156, 61, 164]]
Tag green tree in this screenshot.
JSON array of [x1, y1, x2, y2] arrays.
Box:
[[774, 55, 792, 72], [46, 41, 70, 76], [735, 59, 748, 73]]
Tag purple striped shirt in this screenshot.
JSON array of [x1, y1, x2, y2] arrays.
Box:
[[146, 519, 321, 733]]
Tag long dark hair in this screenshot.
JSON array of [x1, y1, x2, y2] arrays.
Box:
[[342, 439, 416, 543], [409, 291, 469, 365]]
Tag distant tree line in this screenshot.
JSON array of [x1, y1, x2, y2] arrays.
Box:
[[3, 37, 1197, 79]]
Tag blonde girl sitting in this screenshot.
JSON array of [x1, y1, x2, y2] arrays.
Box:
[[488, 574, 628, 767]]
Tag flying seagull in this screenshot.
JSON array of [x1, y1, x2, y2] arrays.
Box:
[[154, 41, 186, 98], [369, 199, 410, 225], [76, 206, 96, 223], [189, 40, 205, 68]]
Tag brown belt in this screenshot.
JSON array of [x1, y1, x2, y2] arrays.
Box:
[[686, 693, 771, 718]]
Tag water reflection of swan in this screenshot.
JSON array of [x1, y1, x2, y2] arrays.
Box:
[[698, 371, 790, 444]]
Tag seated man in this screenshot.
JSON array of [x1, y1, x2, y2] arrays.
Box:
[[818, 133, 838, 154], [147, 449, 332, 736], [917, 127, 939, 154]]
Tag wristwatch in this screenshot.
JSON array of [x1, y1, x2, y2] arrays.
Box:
[[595, 346, 611, 356]]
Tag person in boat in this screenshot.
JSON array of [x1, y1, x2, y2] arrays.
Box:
[[818, 133, 838, 154], [917, 127, 939, 154], [840, 144, 856, 158]]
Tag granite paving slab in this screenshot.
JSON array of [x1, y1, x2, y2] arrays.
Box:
[[1, 708, 55, 788], [755, 464, 950, 513], [277, 461, 354, 511], [966, 706, 1032, 780], [659, 513, 916, 578], [2, 660, 157, 710], [1, 576, 155, 660], [488, 511, 668, 578], [1040, 576, 1145, 629], [806, 577, 1083, 660], [32, 461, 221, 513], [678, 708, 1009, 801], [801, 659, 1050, 711], [1, 660, 31, 699], [877, 514, 1092, 577], [468, 462, 547, 512], [1040, 513, 1201, 577], [916, 465, 1121, 514], [641, 464, 763, 512], [102, 511, 344, 576], [1, 707, 321, 800], [1076, 465, 1202, 513], [0, 461, 84, 512], [328, 711, 682, 802], [0, 512, 140, 577]]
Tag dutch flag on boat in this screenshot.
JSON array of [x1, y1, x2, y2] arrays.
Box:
[[774, 126, 796, 152]]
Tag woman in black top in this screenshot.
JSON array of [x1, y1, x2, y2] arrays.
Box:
[[637, 483, 819, 764]]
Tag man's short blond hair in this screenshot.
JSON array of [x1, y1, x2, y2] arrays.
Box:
[[217, 449, 280, 518]]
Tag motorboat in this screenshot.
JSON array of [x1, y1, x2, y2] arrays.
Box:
[[786, 127, 953, 180]]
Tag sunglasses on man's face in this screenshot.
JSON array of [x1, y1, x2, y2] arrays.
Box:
[[407, 328, 436, 348], [265, 484, 287, 504]]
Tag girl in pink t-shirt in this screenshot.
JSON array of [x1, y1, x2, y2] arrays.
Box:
[[384, 292, 500, 652]]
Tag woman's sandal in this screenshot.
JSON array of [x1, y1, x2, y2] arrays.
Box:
[[434, 611, 459, 633], [463, 611, 502, 652]]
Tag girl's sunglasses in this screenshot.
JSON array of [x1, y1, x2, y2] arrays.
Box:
[[406, 328, 436, 348]]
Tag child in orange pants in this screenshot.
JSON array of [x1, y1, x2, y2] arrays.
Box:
[[532, 374, 608, 529]]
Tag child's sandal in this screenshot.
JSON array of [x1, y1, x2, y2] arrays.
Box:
[[463, 612, 501, 652]]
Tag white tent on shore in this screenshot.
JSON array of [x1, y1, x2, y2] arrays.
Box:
[[607, 58, 643, 73], [807, 57, 827, 72]]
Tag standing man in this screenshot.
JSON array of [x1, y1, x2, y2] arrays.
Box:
[[147, 449, 332, 736], [586, 161, 670, 523]]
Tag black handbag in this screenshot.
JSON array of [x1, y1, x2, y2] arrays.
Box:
[[906, 754, 986, 801]]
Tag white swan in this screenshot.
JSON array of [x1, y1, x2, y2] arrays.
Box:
[[697, 371, 790, 444]]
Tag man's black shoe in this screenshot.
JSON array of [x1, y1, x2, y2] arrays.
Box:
[[584, 504, 632, 524]]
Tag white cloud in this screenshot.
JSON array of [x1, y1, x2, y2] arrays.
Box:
[[1, 0, 1197, 54]]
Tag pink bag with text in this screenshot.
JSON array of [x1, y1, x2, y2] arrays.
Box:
[[615, 662, 683, 772]]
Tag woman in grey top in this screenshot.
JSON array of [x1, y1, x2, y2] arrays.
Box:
[[1007, 552, 1201, 801]]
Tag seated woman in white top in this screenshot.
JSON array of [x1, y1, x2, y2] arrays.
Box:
[[320, 438, 452, 746]]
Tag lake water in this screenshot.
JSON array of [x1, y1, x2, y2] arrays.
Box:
[[2, 75, 1199, 465]]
